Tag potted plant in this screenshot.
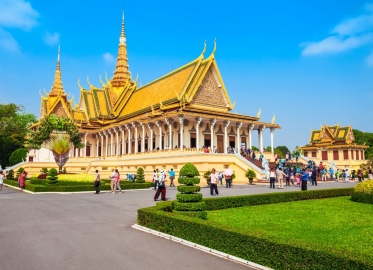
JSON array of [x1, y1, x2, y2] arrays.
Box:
[[245, 169, 256, 184]]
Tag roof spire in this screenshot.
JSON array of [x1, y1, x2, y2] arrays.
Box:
[[111, 11, 131, 87], [49, 45, 66, 96]]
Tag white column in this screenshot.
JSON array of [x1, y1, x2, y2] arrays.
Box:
[[109, 129, 114, 156], [120, 126, 125, 155], [210, 118, 217, 150], [236, 122, 243, 151], [115, 128, 119, 156], [270, 128, 276, 155], [258, 125, 265, 152], [195, 117, 202, 150], [148, 123, 154, 151], [179, 115, 184, 150], [125, 124, 131, 154], [100, 132, 104, 157], [223, 120, 230, 153], [156, 121, 163, 150], [248, 124, 254, 150], [140, 123, 145, 152], [83, 132, 88, 157], [165, 118, 173, 149], [131, 122, 138, 154]]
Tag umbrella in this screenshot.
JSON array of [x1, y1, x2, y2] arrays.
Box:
[[224, 168, 233, 176]]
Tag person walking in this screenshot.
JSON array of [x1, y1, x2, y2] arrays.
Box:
[[358, 170, 363, 182], [269, 168, 276, 189], [153, 169, 160, 190], [18, 171, 27, 192], [94, 170, 100, 194], [154, 170, 167, 201], [351, 170, 356, 181], [209, 168, 219, 196], [285, 168, 290, 186], [224, 172, 232, 188], [218, 171, 223, 185], [109, 169, 116, 193], [368, 167, 373, 180], [301, 169, 309, 191], [113, 169, 122, 194], [259, 153, 263, 162], [168, 168, 176, 187], [277, 168, 284, 189], [251, 151, 256, 162], [0, 170, 4, 194], [312, 169, 317, 186]]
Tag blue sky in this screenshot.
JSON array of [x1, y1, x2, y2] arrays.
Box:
[[0, 0, 372, 150]]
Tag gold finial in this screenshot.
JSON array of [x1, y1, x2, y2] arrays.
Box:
[[121, 11, 125, 41], [99, 74, 107, 87], [271, 114, 276, 124], [78, 78, 84, 91], [49, 46, 65, 96], [44, 88, 48, 96], [231, 100, 236, 109], [200, 40, 206, 58], [212, 38, 217, 54], [256, 108, 261, 118], [159, 99, 164, 110], [175, 90, 181, 101], [87, 76, 94, 89]]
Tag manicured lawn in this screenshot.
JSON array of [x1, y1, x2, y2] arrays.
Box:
[[208, 196, 373, 264]]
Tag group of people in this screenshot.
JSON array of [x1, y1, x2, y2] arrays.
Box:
[[208, 169, 233, 196]]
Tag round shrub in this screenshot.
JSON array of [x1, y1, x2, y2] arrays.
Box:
[[136, 167, 145, 183], [177, 185, 201, 193], [6, 169, 14, 180], [179, 162, 200, 178], [46, 168, 59, 185], [41, 167, 49, 173], [351, 180, 373, 204], [178, 177, 200, 185], [174, 202, 206, 211], [176, 193, 203, 202], [9, 148, 28, 165]]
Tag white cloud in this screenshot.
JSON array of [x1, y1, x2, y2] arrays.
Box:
[[301, 34, 373, 56], [103, 52, 115, 63], [366, 51, 373, 66], [301, 3, 373, 61], [0, 28, 19, 52], [0, 0, 39, 30], [44, 32, 60, 46]]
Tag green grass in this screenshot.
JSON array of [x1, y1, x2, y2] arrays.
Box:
[[208, 196, 373, 264]]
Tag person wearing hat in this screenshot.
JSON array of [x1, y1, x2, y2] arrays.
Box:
[[154, 170, 167, 201], [0, 170, 4, 194]]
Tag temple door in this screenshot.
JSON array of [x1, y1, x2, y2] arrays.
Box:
[[217, 135, 224, 153], [190, 133, 196, 148], [98, 146, 101, 156], [86, 146, 91, 157], [229, 136, 235, 148], [322, 151, 328, 160]]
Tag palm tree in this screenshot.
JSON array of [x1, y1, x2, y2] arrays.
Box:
[[42, 132, 72, 172]]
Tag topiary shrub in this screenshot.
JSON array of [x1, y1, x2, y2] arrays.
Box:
[[41, 167, 48, 173], [6, 169, 14, 180], [136, 167, 145, 183], [46, 168, 59, 185], [174, 162, 206, 219], [351, 180, 373, 204]]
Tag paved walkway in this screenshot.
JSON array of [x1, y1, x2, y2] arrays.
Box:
[[0, 181, 358, 270]]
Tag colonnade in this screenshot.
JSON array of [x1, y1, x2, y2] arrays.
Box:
[[70, 115, 277, 157]]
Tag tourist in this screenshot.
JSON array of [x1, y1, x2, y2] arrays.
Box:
[[336, 169, 341, 182], [368, 167, 373, 180], [154, 170, 167, 201], [309, 169, 313, 185], [168, 168, 176, 187], [296, 172, 301, 186], [209, 168, 219, 196], [357, 170, 363, 182], [274, 153, 278, 161], [18, 171, 27, 192], [213, 146, 217, 153], [285, 168, 290, 186], [351, 170, 356, 181], [247, 148, 251, 156], [113, 169, 122, 194], [301, 169, 309, 191], [342, 170, 347, 183], [224, 172, 232, 188], [251, 151, 256, 161], [329, 167, 334, 181], [0, 170, 4, 194], [259, 152, 263, 162], [277, 168, 284, 189], [94, 170, 100, 194], [109, 169, 116, 193], [154, 168, 159, 190], [218, 171, 223, 185], [269, 168, 276, 188], [275, 159, 279, 168], [295, 152, 299, 162], [290, 169, 295, 186], [312, 168, 317, 186]]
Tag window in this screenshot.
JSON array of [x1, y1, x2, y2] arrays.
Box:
[[333, 150, 339, 160], [312, 151, 317, 157], [322, 151, 328, 160], [343, 150, 348, 160]]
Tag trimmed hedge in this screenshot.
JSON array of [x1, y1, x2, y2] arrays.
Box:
[[351, 180, 373, 204], [137, 188, 366, 270], [174, 202, 206, 211], [4, 179, 152, 192], [176, 193, 202, 202], [178, 177, 200, 185], [177, 185, 201, 193]]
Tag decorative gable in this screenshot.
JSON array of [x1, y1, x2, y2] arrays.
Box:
[[51, 101, 68, 117], [192, 66, 228, 110]]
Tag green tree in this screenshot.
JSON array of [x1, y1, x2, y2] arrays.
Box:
[[0, 103, 36, 168], [353, 129, 373, 159], [9, 148, 28, 165], [135, 167, 145, 183], [276, 146, 290, 157]]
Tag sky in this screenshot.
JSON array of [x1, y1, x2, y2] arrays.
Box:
[[0, 0, 372, 150]]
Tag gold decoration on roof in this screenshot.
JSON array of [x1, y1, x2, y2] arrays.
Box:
[[271, 114, 276, 124], [256, 108, 261, 118], [49, 45, 66, 97]]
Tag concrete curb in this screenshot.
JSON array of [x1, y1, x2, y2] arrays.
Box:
[[3, 184, 153, 195], [132, 224, 272, 270]]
